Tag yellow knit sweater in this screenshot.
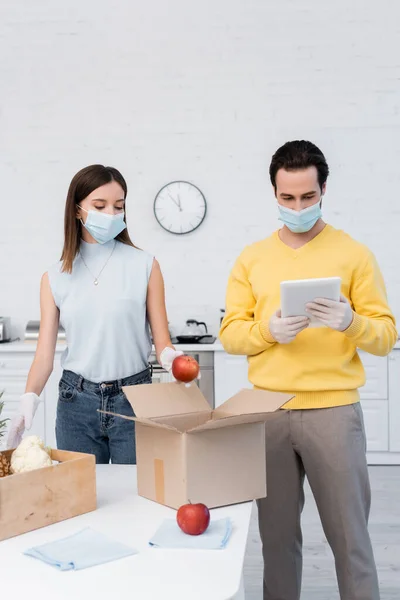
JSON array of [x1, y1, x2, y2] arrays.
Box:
[[219, 225, 397, 409]]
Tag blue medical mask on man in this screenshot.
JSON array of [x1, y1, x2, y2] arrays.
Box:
[[79, 206, 127, 244], [278, 199, 323, 234]]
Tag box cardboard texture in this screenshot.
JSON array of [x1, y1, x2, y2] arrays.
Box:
[[106, 382, 293, 509], [0, 449, 96, 541]]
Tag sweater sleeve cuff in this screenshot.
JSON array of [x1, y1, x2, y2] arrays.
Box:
[[343, 311, 364, 339], [259, 321, 276, 344]]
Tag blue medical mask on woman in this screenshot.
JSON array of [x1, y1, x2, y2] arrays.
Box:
[[278, 200, 322, 233], [79, 206, 127, 244]]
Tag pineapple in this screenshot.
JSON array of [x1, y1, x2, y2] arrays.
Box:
[[0, 391, 11, 478]]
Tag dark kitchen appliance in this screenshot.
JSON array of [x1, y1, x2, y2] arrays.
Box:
[[176, 319, 216, 344]]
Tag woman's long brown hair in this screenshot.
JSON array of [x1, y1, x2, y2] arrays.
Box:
[[60, 165, 136, 273]]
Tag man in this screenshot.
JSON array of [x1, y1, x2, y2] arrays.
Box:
[[219, 140, 397, 600]]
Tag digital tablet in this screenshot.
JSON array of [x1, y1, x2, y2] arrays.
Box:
[[280, 277, 342, 327]]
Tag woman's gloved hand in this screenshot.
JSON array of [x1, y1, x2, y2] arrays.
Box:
[[6, 392, 40, 449], [159, 347, 201, 384], [159, 347, 184, 372]]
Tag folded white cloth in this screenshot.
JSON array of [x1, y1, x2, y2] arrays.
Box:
[[149, 517, 232, 550], [24, 527, 137, 571]]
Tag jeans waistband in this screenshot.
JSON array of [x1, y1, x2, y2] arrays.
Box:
[[61, 365, 153, 394]]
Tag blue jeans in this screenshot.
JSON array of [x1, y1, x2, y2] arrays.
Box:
[[55, 366, 152, 464]]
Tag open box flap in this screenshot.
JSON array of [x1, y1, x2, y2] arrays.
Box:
[[151, 411, 212, 433], [121, 381, 210, 419], [98, 409, 181, 433], [186, 411, 277, 433], [214, 389, 294, 417]]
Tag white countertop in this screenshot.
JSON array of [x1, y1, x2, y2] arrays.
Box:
[[0, 341, 225, 353], [0, 465, 251, 600], [1, 340, 399, 352]]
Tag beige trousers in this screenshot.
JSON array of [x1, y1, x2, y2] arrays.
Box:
[[257, 403, 380, 600]]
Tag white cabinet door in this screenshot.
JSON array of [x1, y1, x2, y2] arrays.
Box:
[[0, 354, 34, 376], [358, 352, 389, 452], [358, 352, 388, 400], [0, 354, 34, 401], [0, 351, 46, 449], [214, 353, 250, 407], [360, 399, 389, 452], [388, 350, 400, 452], [43, 355, 63, 448], [214, 351, 389, 403], [0, 349, 64, 448], [213, 352, 390, 454], [151, 370, 175, 384], [0, 378, 29, 401]]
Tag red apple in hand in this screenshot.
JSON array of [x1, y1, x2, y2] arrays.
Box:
[[172, 355, 200, 383], [177, 502, 210, 535]]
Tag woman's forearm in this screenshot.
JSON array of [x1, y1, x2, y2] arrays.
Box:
[[25, 357, 54, 396]]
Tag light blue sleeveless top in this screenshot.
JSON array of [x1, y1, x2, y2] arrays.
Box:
[[47, 240, 154, 383]]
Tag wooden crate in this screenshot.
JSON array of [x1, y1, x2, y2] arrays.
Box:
[[0, 449, 96, 541]]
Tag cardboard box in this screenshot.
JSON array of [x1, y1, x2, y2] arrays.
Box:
[[106, 382, 293, 509], [0, 449, 96, 541]]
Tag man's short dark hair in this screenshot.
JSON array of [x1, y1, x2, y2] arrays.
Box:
[[269, 140, 329, 191]]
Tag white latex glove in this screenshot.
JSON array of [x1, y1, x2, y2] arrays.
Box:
[[6, 392, 40, 449], [269, 310, 310, 344], [159, 347, 201, 384], [306, 295, 354, 331], [159, 347, 184, 372]]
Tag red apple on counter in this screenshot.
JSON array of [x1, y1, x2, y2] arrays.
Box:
[[177, 502, 210, 535], [172, 355, 200, 383]]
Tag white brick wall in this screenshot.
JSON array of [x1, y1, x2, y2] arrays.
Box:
[[1, 0, 399, 340]]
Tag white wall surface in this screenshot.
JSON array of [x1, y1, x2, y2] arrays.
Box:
[[1, 0, 399, 339]]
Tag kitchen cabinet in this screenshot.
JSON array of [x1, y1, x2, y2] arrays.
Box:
[[388, 350, 400, 452], [0, 348, 62, 450], [214, 353, 250, 404], [214, 348, 400, 465], [360, 400, 389, 452], [358, 352, 389, 455]]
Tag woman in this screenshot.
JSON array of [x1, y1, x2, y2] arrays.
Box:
[[7, 165, 182, 463]]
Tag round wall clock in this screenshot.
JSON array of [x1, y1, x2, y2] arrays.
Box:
[[154, 181, 207, 235]]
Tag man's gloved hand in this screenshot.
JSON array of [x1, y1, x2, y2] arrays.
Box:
[[6, 392, 40, 449], [159, 347, 184, 372], [306, 295, 354, 331], [269, 310, 310, 344]]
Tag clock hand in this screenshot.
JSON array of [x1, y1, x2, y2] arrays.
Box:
[[168, 192, 181, 210]]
